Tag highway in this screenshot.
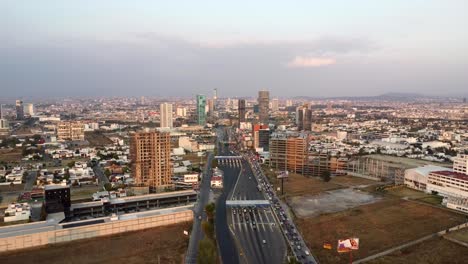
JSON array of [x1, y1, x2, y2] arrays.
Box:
[[216, 127, 286, 264]]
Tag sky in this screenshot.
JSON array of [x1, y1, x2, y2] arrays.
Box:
[[1, 0, 467, 98]]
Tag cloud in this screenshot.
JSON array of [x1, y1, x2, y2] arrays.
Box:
[[287, 56, 336, 68]]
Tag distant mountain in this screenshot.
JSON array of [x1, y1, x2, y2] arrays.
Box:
[[293, 92, 453, 102]]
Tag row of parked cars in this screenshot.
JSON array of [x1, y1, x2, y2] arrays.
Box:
[[247, 153, 316, 264]]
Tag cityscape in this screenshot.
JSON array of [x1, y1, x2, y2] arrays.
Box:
[[1, 1, 468, 264]]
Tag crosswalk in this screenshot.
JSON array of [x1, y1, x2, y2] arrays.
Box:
[[218, 158, 242, 167], [230, 207, 277, 232]]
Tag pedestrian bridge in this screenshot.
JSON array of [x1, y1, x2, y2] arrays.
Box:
[[215, 156, 242, 159], [226, 200, 270, 207]]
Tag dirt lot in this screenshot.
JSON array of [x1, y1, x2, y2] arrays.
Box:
[[264, 171, 377, 199], [386, 186, 444, 206], [0, 221, 192, 264], [0, 149, 22, 163], [296, 198, 466, 264], [85, 132, 113, 146], [445, 227, 468, 244], [368, 237, 468, 264]]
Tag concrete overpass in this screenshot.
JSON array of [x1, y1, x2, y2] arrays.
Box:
[[225, 200, 270, 207]]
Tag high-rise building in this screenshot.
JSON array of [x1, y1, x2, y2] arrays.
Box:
[[253, 124, 269, 150], [258, 90, 269, 123], [176, 106, 187, 117], [271, 98, 279, 112], [207, 99, 214, 115], [160, 103, 173, 128], [296, 105, 312, 131], [15, 100, 24, 120], [0, 119, 8, 130], [213, 88, 218, 111], [57, 121, 85, 141], [130, 130, 172, 191], [238, 99, 246, 123], [0, 104, 3, 119], [23, 103, 34, 116], [286, 100, 293, 107], [45, 185, 71, 215], [196, 95, 206, 125]]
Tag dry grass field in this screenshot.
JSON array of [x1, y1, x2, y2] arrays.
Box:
[[368, 237, 468, 264], [0, 149, 22, 163], [296, 198, 466, 264], [0, 221, 192, 264]]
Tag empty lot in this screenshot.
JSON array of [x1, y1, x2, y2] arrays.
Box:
[[0, 221, 192, 264], [296, 198, 466, 264]]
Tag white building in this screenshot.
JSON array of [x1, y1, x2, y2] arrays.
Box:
[[453, 154, 468, 175], [427, 170, 468, 198], [210, 176, 223, 188], [176, 107, 187, 117], [160, 103, 173, 128], [23, 103, 34, 116], [445, 197, 468, 213], [404, 165, 448, 191], [4, 203, 30, 222]]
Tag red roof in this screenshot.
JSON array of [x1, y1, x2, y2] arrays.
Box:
[[211, 176, 223, 181], [431, 171, 468, 181]]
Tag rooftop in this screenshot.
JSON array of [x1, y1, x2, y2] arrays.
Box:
[[430, 170, 468, 181]]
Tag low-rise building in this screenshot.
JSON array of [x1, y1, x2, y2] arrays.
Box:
[[404, 165, 449, 191], [4, 203, 30, 222], [427, 170, 468, 198]]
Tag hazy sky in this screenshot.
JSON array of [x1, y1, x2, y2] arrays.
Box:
[[1, 0, 467, 98]]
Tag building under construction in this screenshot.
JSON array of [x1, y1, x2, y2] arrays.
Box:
[[130, 130, 173, 192], [346, 155, 413, 184], [269, 132, 345, 177]]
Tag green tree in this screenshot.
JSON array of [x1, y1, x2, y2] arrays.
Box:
[[202, 221, 215, 241], [67, 161, 76, 168], [104, 168, 111, 178], [205, 203, 215, 222], [197, 237, 217, 264], [104, 182, 112, 191], [320, 170, 331, 182]]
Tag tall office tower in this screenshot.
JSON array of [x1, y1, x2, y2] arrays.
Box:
[[253, 124, 269, 150], [196, 95, 206, 125], [272, 98, 279, 112], [296, 105, 312, 131], [258, 90, 270, 124], [160, 103, 173, 128], [213, 88, 218, 111], [238, 99, 246, 123], [207, 99, 214, 115], [15, 100, 24, 120], [0, 104, 3, 119], [286, 100, 293, 107], [23, 103, 34, 116], [130, 130, 172, 191]]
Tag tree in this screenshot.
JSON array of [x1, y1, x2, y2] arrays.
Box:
[[320, 170, 331, 182], [104, 168, 111, 178], [205, 203, 216, 222], [202, 221, 215, 240], [104, 182, 112, 191], [197, 237, 217, 264]]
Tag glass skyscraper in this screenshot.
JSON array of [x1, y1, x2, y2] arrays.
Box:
[[196, 94, 206, 125]]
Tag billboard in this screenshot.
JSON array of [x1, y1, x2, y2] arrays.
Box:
[[277, 171, 289, 179], [337, 238, 359, 253], [323, 242, 332, 250]]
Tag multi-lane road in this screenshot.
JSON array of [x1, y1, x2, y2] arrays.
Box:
[[224, 157, 286, 264]]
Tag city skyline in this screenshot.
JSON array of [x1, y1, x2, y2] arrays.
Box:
[[2, 1, 467, 98]]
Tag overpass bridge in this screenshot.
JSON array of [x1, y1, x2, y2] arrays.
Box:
[[214, 156, 242, 159], [226, 200, 270, 207]]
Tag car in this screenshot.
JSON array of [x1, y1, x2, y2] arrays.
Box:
[[262, 239, 266, 244], [305, 250, 310, 256]]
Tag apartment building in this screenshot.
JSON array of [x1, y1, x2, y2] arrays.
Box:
[[57, 121, 85, 141], [427, 170, 468, 198], [453, 154, 468, 175], [130, 130, 172, 191]]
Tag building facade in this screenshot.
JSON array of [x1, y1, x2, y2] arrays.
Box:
[[23, 103, 34, 117], [238, 99, 246, 123], [196, 95, 206, 126], [130, 131, 172, 191], [453, 154, 468, 175], [57, 121, 85, 141], [160, 103, 173, 128], [258, 90, 269, 124], [15, 100, 24, 120], [296, 105, 312, 131]]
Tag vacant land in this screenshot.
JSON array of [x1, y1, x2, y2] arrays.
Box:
[[368, 237, 468, 264], [289, 188, 381, 218], [70, 185, 101, 201], [264, 171, 377, 199], [0, 184, 24, 192], [296, 198, 466, 264], [0, 221, 192, 264], [0, 149, 22, 163], [385, 186, 444, 206], [85, 132, 113, 146], [445, 227, 468, 244]]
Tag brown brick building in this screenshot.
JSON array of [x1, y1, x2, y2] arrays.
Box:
[[130, 130, 172, 191]]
